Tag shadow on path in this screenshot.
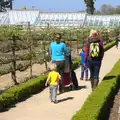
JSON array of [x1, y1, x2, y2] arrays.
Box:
[[57, 97, 74, 103], [75, 85, 87, 90], [63, 85, 87, 93], [103, 76, 116, 81]]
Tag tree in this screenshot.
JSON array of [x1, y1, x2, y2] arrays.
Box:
[[0, 0, 13, 12], [115, 5, 120, 14], [95, 4, 120, 15], [21, 5, 27, 10], [84, 0, 96, 14], [94, 10, 101, 15], [100, 4, 108, 14], [100, 4, 115, 15]]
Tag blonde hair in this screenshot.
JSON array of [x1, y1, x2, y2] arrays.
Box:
[[48, 63, 56, 71], [89, 30, 99, 37]]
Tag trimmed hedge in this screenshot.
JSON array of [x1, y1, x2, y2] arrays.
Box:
[[0, 75, 48, 111], [104, 41, 115, 51], [72, 59, 120, 119], [0, 41, 115, 111], [0, 58, 80, 111]]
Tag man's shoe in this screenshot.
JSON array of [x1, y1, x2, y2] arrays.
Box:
[[85, 78, 89, 81], [80, 78, 83, 80], [53, 100, 58, 104]]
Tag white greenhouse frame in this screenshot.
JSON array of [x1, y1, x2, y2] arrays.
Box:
[[0, 10, 120, 27]]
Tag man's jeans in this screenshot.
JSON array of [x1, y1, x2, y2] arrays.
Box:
[[49, 85, 58, 102], [116, 43, 118, 48], [52, 60, 64, 92], [81, 65, 88, 79], [88, 60, 101, 81]]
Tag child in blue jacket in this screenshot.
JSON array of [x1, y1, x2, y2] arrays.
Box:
[[79, 48, 88, 81]]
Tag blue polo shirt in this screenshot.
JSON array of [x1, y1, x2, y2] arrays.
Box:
[[50, 42, 69, 61]]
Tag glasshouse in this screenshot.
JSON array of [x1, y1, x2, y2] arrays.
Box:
[[0, 10, 120, 27]]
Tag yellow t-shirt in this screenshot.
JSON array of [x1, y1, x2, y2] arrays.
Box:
[[48, 71, 61, 85]]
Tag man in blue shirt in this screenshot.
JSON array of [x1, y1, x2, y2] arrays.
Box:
[[79, 48, 88, 81], [49, 33, 69, 93]]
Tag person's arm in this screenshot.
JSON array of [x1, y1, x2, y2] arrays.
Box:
[[45, 74, 50, 86], [84, 40, 89, 65], [100, 43, 104, 60], [57, 73, 61, 84], [80, 53, 82, 57], [69, 54, 72, 65], [63, 43, 70, 54], [116, 37, 119, 42], [58, 73, 61, 79], [65, 53, 70, 56], [99, 40, 104, 60], [100, 40, 104, 46]]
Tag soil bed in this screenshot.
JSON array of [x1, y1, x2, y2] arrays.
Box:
[[109, 89, 120, 120]]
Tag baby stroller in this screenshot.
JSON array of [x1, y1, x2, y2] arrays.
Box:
[[63, 72, 72, 91], [70, 70, 79, 90], [63, 54, 73, 91]]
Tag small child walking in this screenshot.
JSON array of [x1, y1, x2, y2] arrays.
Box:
[[79, 48, 88, 81], [45, 64, 61, 104]]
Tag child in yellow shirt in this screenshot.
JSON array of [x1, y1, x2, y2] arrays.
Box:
[[45, 64, 61, 104]]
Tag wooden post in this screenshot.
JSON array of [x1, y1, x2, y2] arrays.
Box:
[[77, 30, 79, 55], [11, 35, 18, 85], [27, 22, 33, 78], [70, 30, 72, 51], [43, 23, 50, 70], [43, 36, 47, 70], [43, 44, 47, 70], [82, 30, 84, 48]]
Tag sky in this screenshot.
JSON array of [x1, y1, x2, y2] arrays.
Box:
[[13, 0, 120, 12]]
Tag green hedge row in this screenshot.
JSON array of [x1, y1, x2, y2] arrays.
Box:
[[0, 41, 115, 111], [104, 41, 115, 51], [0, 75, 47, 111], [0, 58, 80, 111], [72, 55, 120, 119]]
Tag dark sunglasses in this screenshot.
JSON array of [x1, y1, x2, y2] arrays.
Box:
[[92, 33, 98, 37], [55, 37, 61, 39]]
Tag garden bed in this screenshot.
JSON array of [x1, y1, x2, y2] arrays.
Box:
[[108, 89, 120, 120]]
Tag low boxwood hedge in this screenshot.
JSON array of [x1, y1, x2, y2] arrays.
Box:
[[104, 41, 115, 51], [72, 60, 120, 120], [0, 41, 115, 111]]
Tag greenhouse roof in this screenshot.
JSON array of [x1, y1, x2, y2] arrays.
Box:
[[0, 10, 120, 27]]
